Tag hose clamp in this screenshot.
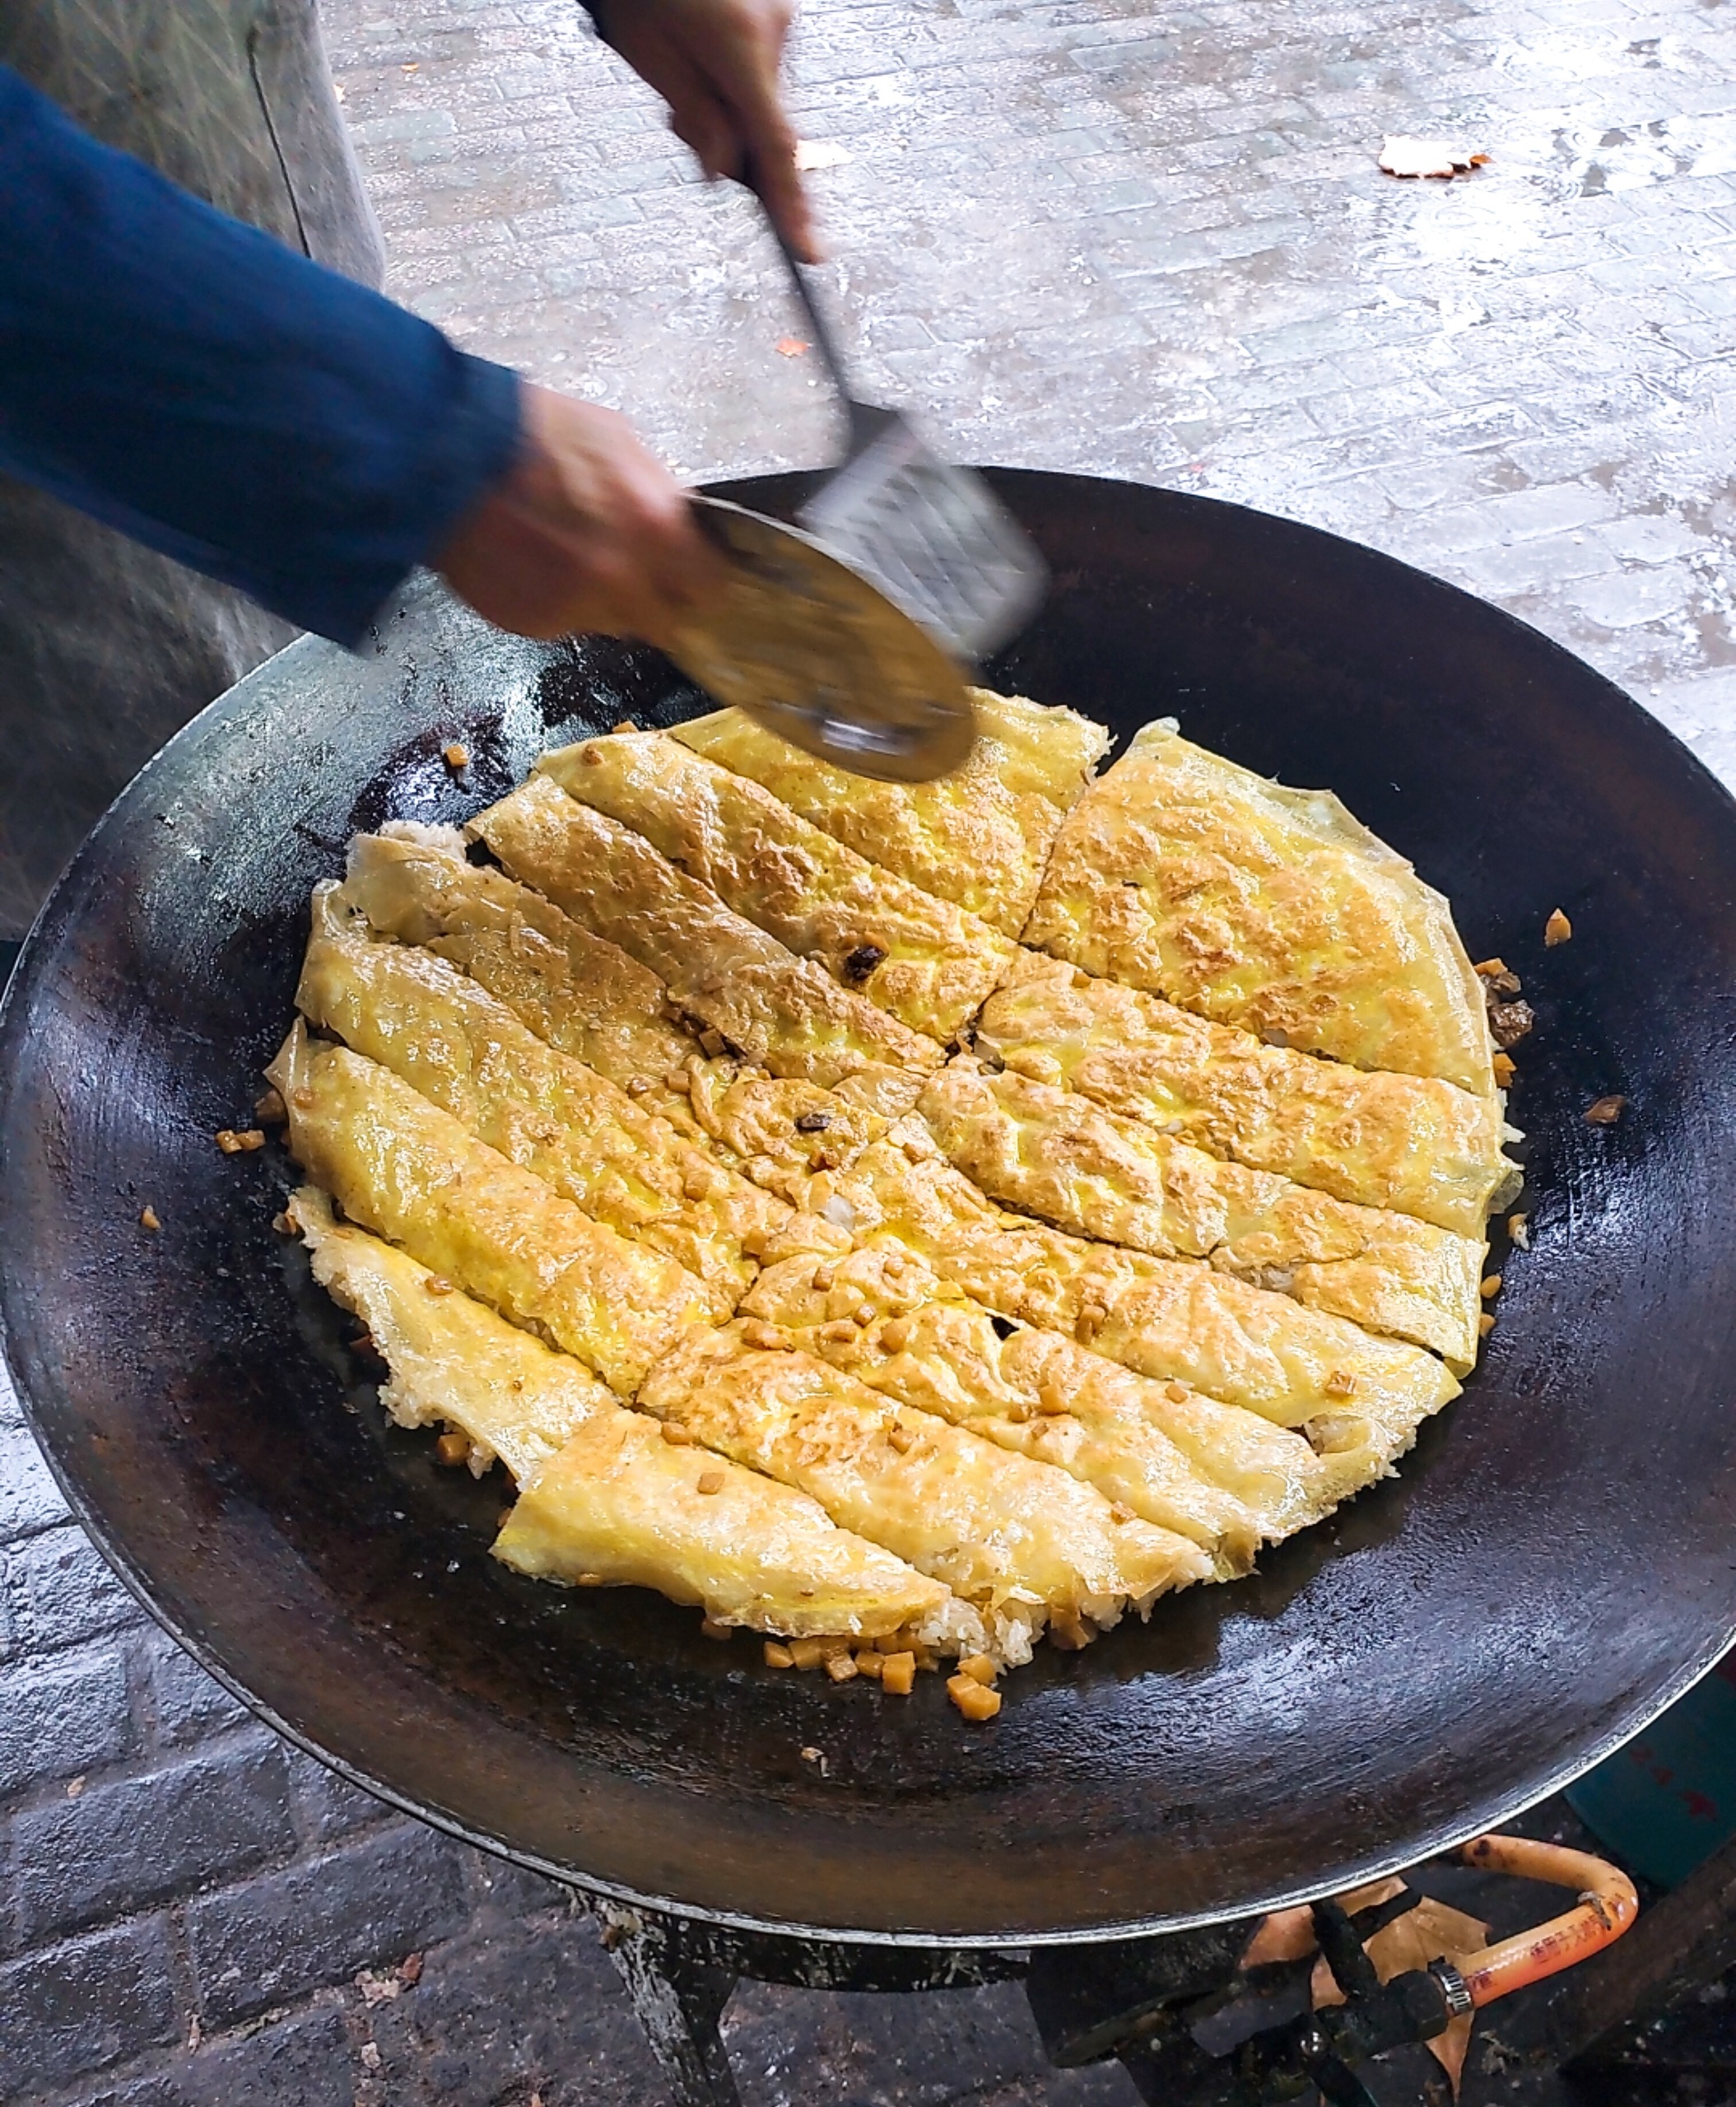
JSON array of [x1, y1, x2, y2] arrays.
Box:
[[1430, 1960, 1474, 2017]]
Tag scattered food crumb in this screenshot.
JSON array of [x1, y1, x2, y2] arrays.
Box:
[[66, 1774, 86, 1797], [1508, 1213, 1530, 1249], [442, 743, 470, 771], [361, 2041, 383, 2071], [696, 1470, 725, 1495], [956, 1653, 998, 1686], [880, 1651, 916, 1695], [1379, 136, 1489, 178], [794, 139, 852, 170], [1480, 1274, 1502, 1298], [660, 1422, 692, 1445], [947, 1672, 1003, 1721], [700, 1617, 733, 1640], [398, 1953, 423, 1987], [612, 720, 637, 734], [186, 2016, 202, 2051], [1479, 1312, 1496, 1336], [800, 1745, 822, 1762], [776, 337, 810, 357], [254, 1086, 287, 1124], [422, 1275, 454, 1296], [139, 1205, 161, 1232], [272, 1210, 295, 1235], [1585, 1094, 1627, 1126], [215, 1127, 265, 1154], [435, 1431, 470, 1467], [765, 1639, 795, 1668], [826, 1652, 859, 1682], [1545, 907, 1573, 946], [355, 1968, 403, 2007], [1492, 1051, 1517, 1086]]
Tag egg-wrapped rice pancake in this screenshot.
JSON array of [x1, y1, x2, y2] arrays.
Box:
[[638, 1323, 1212, 1662], [293, 1188, 953, 1642], [538, 731, 1018, 1040], [672, 690, 1110, 938], [919, 1062, 1484, 1366], [296, 904, 789, 1317], [471, 777, 939, 1100], [1023, 723, 1496, 1095], [975, 953, 1515, 1237], [269, 1025, 710, 1395]]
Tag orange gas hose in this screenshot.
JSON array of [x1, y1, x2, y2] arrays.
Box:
[[1450, 1834, 1637, 2007]]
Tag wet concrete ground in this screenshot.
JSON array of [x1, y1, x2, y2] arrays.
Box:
[[5, 0, 1736, 2101]]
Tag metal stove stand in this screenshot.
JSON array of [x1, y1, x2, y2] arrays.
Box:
[[584, 1821, 1736, 2107]]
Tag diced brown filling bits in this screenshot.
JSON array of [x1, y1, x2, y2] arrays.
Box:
[[1050, 1612, 1091, 1651], [818, 1319, 858, 1345], [1478, 1312, 1496, 1337], [435, 1430, 471, 1467], [886, 1424, 915, 1453], [422, 1275, 454, 1297], [612, 720, 637, 734], [1545, 907, 1573, 946], [879, 1318, 911, 1353], [956, 1653, 998, 1686], [810, 1265, 835, 1291], [1110, 1501, 1136, 1524], [1165, 1381, 1189, 1403], [765, 1641, 795, 1668], [1488, 1001, 1534, 1049], [854, 1648, 884, 1680], [442, 743, 470, 771], [697, 1029, 727, 1058], [700, 1618, 733, 1641], [1480, 1275, 1502, 1298], [825, 1653, 859, 1683], [660, 1421, 694, 1444], [626, 1076, 652, 1096], [139, 1205, 161, 1232], [254, 1088, 287, 1125], [740, 1321, 787, 1350], [1492, 1051, 1517, 1086], [794, 1110, 832, 1134], [215, 1127, 266, 1154], [1585, 1094, 1627, 1126], [843, 944, 887, 984], [947, 1675, 1003, 1721], [1323, 1368, 1358, 1401], [663, 1068, 693, 1093], [879, 1652, 916, 1696], [696, 1471, 725, 1495], [1508, 1213, 1530, 1249]]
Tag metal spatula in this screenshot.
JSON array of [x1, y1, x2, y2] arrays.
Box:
[[664, 223, 1046, 783]]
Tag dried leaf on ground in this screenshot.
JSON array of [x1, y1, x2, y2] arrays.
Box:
[[1380, 136, 1490, 178], [775, 337, 810, 357], [1313, 1894, 1489, 2095], [794, 140, 853, 170]]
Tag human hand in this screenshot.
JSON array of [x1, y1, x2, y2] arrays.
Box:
[[591, 0, 817, 261], [434, 383, 724, 646]]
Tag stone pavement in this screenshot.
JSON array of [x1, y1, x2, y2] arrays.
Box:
[[5, 0, 1736, 2100]]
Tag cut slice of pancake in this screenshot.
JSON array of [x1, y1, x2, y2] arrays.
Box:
[[538, 732, 1017, 1040], [672, 689, 1110, 938], [471, 777, 939, 1099], [342, 828, 896, 1188], [269, 1024, 710, 1396], [741, 1249, 1261, 1573], [342, 824, 706, 1142], [778, 1131, 1460, 1429], [292, 1189, 952, 1642], [744, 1245, 1437, 1554], [638, 1323, 1212, 1662], [296, 900, 789, 1317], [975, 953, 1515, 1237], [1023, 722, 1496, 1095], [919, 1061, 1484, 1367], [294, 1184, 607, 1483]]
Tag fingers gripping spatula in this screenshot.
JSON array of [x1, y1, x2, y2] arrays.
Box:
[[667, 220, 1046, 783]]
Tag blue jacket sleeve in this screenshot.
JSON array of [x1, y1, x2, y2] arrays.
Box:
[[0, 66, 522, 646]]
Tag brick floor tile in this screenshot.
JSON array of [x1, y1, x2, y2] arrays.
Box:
[[0, 1424, 69, 1542], [4, 1525, 142, 1662], [0, 1917, 178, 2099], [287, 1749, 393, 1848], [187, 1823, 468, 2030], [12, 1737, 295, 1947], [132, 2009, 358, 2107], [0, 1643, 133, 1802]]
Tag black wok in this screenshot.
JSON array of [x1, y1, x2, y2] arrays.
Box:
[[3, 472, 1734, 1945]]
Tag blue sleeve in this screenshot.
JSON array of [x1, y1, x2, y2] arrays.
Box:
[[0, 66, 523, 646]]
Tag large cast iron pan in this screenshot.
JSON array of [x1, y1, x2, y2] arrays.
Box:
[[4, 471, 1735, 1944]]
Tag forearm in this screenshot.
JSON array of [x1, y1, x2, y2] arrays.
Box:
[[0, 66, 521, 646]]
